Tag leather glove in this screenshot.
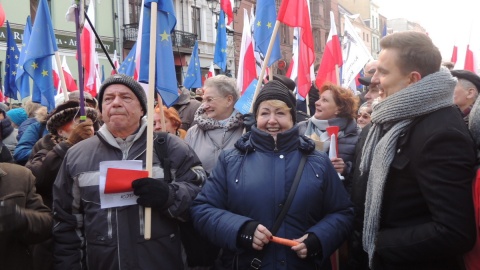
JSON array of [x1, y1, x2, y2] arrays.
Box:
[[67, 118, 94, 145], [243, 113, 256, 132], [0, 200, 28, 233], [132, 178, 170, 209]]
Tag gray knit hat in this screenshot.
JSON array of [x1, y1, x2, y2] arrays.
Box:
[[98, 74, 147, 116], [253, 80, 297, 123]]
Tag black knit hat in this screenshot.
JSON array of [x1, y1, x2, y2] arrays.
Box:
[[253, 80, 297, 123], [98, 74, 147, 116], [46, 100, 98, 136], [273, 74, 296, 92], [451, 69, 480, 92]]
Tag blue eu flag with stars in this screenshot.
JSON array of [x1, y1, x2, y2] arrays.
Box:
[[118, 43, 137, 77], [139, 0, 179, 107], [253, 0, 281, 67], [16, 16, 33, 100], [183, 40, 202, 89], [23, 0, 58, 111], [4, 21, 20, 100], [213, 10, 227, 72]]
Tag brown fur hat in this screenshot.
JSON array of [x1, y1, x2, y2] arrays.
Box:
[[46, 100, 98, 136]]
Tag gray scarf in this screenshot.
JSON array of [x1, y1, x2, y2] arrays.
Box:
[[360, 67, 456, 268]]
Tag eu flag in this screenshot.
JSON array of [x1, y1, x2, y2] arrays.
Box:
[[118, 43, 137, 77], [15, 16, 33, 100], [253, 0, 281, 67], [139, 0, 179, 107], [213, 10, 227, 72], [183, 40, 202, 89], [23, 0, 58, 111], [4, 21, 20, 100]]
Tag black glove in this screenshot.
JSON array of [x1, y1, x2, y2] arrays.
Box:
[[0, 200, 28, 233], [132, 177, 171, 209], [303, 233, 323, 258], [237, 221, 260, 250], [243, 113, 256, 132]]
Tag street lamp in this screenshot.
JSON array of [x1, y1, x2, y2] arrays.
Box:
[[206, 0, 241, 14]]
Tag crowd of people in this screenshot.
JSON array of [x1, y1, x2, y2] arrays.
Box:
[[0, 31, 479, 270]]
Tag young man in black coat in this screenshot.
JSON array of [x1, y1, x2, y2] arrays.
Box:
[[359, 31, 476, 270]]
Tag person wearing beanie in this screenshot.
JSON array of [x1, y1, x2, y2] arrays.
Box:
[[191, 79, 354, 270], [0, 109, 18, 155], [6, 107, 28, 128], [52, 74, 207, 269], [298, 82, 360, 179]]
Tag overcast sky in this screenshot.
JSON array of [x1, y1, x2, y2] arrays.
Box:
[[375, 0, 480, 64]]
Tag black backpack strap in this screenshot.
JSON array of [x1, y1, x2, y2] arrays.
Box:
[[153, 132, 172, 183]]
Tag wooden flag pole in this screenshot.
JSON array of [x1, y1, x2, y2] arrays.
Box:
[[54, 52, 69, 101], [249, 20, 281, 113], [144, 1, 158, 240]]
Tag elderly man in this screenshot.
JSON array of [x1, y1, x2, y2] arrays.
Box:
[[360, 31, 476, 270], [451, 69, 480, 125], [52, 74, 207, 269], [358, 60, 381, 108]]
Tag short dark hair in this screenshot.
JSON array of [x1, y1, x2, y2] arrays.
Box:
[[380, 31, 441, 78]]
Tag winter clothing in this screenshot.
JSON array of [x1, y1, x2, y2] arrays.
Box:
[[13, 107, 49, 165], [6, 107, 27, 127], [253, 80, 297, 123], [185, 106, 244, 173], [98, 74, 147, 115], [451, 69, 480, 91], [298, 117, 359, 176], [0, 118, 18, 154], [360, 67, 476, 269], [172, 88, 201, 130], [46, 100, 97, 136], [52, 118, 207, 270], [17, 117, 38, 141], [191, 125, 354, 270], [0, 163, 53, 270]]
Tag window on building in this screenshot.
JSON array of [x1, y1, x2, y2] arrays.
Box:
[[314, 28, 321, 52], [129, 0, 142, 24], [192, 7, 201, 40], [281, 24, 290, 45]]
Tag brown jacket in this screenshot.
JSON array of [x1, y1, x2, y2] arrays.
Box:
[[0, 163, 53, 270]]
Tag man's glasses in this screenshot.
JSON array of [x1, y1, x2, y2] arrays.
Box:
[[357, 113, 371, 120], [202, 96, 223, 104]]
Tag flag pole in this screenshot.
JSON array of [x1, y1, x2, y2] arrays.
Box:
[[54, 52, 69, 101], [249, 20, 281, 113], [75, 0, 86, 119], [144, 0, 158, 241]]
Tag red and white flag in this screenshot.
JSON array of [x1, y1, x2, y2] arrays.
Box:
[[451, 45, 458, 64], [237, 9, 257, 95], [220, 0, 234, 26], [80, 2, 97, 97], [278, 0, 315, 98], [315, 11, 342, 88], [134, 0, 145, 81], [52, 57, 61, 90], [61, 56, 78, 91], [207, 62, 216, 78], [112, 50, 119, 75]]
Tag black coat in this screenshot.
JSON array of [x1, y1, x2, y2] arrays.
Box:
[[374, 106, 476, 270]]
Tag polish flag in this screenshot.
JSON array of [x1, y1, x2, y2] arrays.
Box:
[[61, 56, 78, 91], [133, 0, 145, 81], [80, 2, 97, 97], [464, 45, 475, 72], [207, 62, 215, 78], [111, 50, 119, 75], [451, 45, 458, 64], [220, 0, 234, 26], [52, 57, 60, 90], [315, 11, 343, 88], [278, 0, 316, 98], [237, 9, 257, 95]]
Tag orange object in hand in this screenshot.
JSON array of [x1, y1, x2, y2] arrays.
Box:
[[270, 236, 300, 247]]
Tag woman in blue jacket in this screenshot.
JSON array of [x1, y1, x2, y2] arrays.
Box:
[[191, 80, 354, 270]]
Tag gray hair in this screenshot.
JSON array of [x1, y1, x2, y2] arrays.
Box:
[[204, 75, 240, 102]]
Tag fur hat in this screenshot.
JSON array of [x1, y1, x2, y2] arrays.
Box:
[[253, 80, 297, 123], [98, 74, 147, 116], [6, 108, 27, 126], [46, 100, 98, 136], [451, 69, 480, 92]]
